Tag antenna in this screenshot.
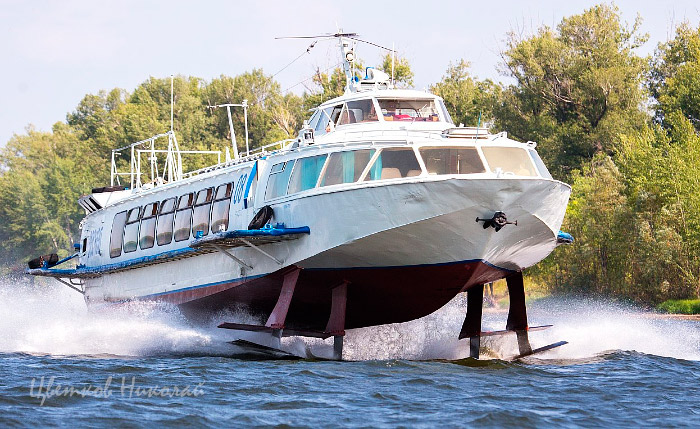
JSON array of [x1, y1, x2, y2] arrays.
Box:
[[170, 75, 174, 133], [208, 102, 250, 159], [276, 31, 396, 94], [391, 42, 395, 85]]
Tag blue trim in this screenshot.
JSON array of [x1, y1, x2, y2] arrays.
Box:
[[49, 252, 79, 268], [28, 226, 310, 277], [557, 230, 574, 244], [28, 247, 198, 276], [243, 161, 257, 209], [192, 226, 310, 247]]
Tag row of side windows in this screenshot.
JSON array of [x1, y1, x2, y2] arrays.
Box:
[[109, 183, 232, 258], [265, 148, 424, 201], [264, 146, 549, 202]]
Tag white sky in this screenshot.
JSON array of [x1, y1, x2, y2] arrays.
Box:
[[1, 0, 699, 146]]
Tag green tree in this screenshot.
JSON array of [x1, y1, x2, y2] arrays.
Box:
[[378, 52, 414, 88], [430, 60, 501, 127], [649, 22, 700, 131], [496, 4, 648, 179]]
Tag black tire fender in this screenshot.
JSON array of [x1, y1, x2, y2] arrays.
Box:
[[248, 205, 274, 230]]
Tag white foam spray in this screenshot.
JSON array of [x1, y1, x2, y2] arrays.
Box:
[[2, 280, 698, 361], [0, 280, 232, 357]]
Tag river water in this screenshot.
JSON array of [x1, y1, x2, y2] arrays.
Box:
[[1, 282, 698, 427]]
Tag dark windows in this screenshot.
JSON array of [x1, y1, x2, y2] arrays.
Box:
[[192, 188, 213, 237], [174, 193, 194, 242], [156, 198, 176, 246], [109, 211, 127, 258], [211, 183, 232, 233], [139, 202, 158, 249], [419, 147, 485, 175], [123, 207, 141, 253]]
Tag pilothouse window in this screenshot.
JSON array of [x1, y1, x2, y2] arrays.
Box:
[[337, 100, 378, 125], [378, 99, 440, 122]]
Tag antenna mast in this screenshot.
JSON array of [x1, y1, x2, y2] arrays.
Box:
[[170, 75, 174, 133], [208, 101, 250, 159]]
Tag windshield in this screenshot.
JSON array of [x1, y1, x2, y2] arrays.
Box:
[[378, 99, 441, 122]]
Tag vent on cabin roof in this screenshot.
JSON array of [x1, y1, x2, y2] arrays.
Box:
[[442, 127, 490, 139]]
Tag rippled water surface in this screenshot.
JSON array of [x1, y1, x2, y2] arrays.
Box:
[[1, 283, 699, 427]]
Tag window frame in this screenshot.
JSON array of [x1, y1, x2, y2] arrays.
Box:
[[138, 202, 159, 250], [192, 187, 214, 238], [156, 197, 176, 246], [210, 183, 233, 234], [174, 193, 194, 242], [109, 211, 128, 258], [122, 206, 142, 253]]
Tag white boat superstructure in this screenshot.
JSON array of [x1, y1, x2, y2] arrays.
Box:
[[29, 33, 572, 360]]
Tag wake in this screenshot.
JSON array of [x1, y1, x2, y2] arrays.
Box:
[[1, 279, 698, 362]]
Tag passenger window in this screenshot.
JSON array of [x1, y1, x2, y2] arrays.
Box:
[[192, 188, 213, 237], [419, 147, 485, 175], [364, 148, 422, 181], [174, 193, 194, 242], [139, 202, 158, 249], [265, 160, 295, 200], [156, 198, 176, 246], [482, 147, 538, 177], [109, 211, 127, 258], [211, 183, 233, 233], [321, 150, 375, 186], [287, 155, 328, 194], [123, 207, 141, 253]]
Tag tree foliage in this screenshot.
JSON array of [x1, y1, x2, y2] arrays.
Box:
[[3, 10, 700, 304], [496, 4, 648, 179], [649, 22, 700, 131], [430, 60, 501, 127]]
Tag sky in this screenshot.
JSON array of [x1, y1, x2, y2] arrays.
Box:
[[1, 0, 699, 146]]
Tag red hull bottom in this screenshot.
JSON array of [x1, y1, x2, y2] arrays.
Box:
[[168, 260, 509, 331]]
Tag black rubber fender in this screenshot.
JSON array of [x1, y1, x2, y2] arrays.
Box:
[[248, 205, 274, 230], [27, 253, 59, 269]]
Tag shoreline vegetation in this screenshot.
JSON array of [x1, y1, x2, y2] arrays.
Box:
[[3, 4, 700, 309]]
